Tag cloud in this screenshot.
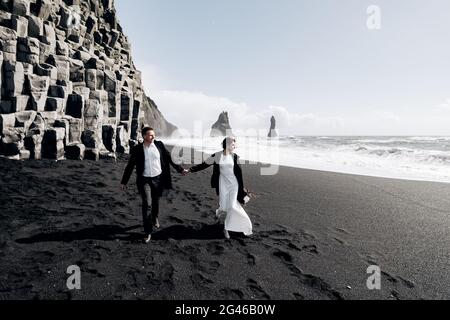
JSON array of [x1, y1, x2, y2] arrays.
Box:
[[148, 89, 345, 136], [266, 106, 345, 130], [371, 110, 401, 122], [134, 61, 167, 92], [436, 99, 450, 110], [152, 89, 248, 130]]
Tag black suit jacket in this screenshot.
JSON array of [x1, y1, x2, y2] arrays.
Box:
[[121, 141, 184, 191], [190, 151, 248, 204]]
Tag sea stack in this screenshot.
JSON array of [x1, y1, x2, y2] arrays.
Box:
[[211, 111, 233, 137], [268, 115, 278, 138], [0, 0, 174, 161]]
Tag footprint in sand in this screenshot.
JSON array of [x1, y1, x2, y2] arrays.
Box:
[[236, 247, 257, 266], [272, 249, 343, 300], [152, 262, 175, 290], [200, 212, 210, 218], [398, 277, 415, 289], [29, 251, 55, 264], [287, 243, 302, 252], [334, 227, 351, 235], [381, 270, 416, 293], [293, 292, 305, 300], [247, 278, 270, 300], [86, 268, 106, 278], [246, 253, 256, 266], [333, 237, 347, 246], [220, 288, 244, 299], [114, 201, 126, 208], [206, 242, 225, 256], [167, 216, 183, 224], [234, 238, 248, 247], [144, 255, 155, 265], [301, 245, 319, 255], [191, 273, 213, 289], [209, 261, 220, 273], [273, 249, 293, 263]]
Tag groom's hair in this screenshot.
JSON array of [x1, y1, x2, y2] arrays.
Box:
[[222, 137, 236, 150], [142, 127, 155, 136]]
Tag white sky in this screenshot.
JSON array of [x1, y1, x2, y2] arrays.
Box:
[[116, 0, 450, 136]]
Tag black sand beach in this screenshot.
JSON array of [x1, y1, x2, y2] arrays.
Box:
[[1, 147, 449, 300]]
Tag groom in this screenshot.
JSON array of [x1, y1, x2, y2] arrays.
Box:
[[120, 127, 188, 243]]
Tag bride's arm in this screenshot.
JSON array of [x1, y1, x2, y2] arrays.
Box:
[[189, 153, 216, 173]]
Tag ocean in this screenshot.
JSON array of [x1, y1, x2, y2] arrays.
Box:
[[163, 136, 450, 184]]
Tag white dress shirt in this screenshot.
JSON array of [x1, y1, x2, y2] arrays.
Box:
[[143, 142, 162, 178]]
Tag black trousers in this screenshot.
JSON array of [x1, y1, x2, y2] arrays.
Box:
[[137, 175, 163, 235]]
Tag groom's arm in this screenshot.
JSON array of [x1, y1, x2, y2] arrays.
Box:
[[121, 146, 137, 185], [161, 142, 184, 174]]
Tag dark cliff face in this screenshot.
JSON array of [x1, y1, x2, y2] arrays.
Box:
[[142, 95, 177, 138], [0, 0, 175, 160]]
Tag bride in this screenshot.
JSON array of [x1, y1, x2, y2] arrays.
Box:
[[188, 137, 253, 239]]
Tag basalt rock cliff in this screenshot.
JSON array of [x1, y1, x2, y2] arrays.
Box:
[[0, 0, 176, 160]]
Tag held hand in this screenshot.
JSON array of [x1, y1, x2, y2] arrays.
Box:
[[120, 184, 127, 191]]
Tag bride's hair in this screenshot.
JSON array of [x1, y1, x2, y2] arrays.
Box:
[[222, 137, 236, 150]]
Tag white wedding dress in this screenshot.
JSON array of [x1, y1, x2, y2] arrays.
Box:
[[217, 153, 253, 236]]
